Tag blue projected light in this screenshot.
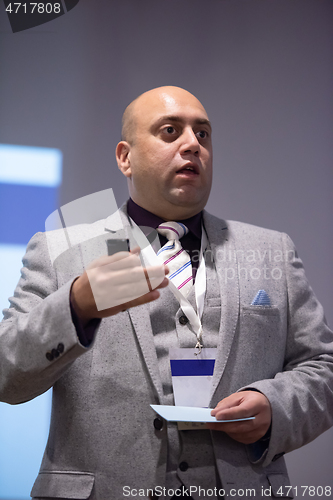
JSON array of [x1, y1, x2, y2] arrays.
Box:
[[0, 144, 62, 187], [0, 144, 62, 500]]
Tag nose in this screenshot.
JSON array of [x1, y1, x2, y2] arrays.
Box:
[[180, 127, 200, 156]]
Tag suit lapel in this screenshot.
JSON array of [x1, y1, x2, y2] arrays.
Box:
[[127, 306, 164, 402], [104, 205, 164, 403], [203, 211, 240, 403]]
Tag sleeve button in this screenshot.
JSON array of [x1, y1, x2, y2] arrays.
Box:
[[57, 343, 64, 353], [46, 352, 54, 361], [52, 348, 60, 358]]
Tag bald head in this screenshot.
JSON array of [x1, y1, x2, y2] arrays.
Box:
[[121, 86, 207, 144], [116, 85, 212, 220]]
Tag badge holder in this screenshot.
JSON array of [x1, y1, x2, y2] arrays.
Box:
[[170, 347, 217, 430]]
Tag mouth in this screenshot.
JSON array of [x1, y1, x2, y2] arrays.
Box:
[[176, 163, 199, 176]]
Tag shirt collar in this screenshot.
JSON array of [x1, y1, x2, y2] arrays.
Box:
[[127, 198, 202, 240]]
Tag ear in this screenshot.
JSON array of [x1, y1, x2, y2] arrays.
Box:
[[116, 141, 132, 178]]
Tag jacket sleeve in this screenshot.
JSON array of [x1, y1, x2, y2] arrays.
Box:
[[244, 232, 333, 467], [0, 231, 91, 404]]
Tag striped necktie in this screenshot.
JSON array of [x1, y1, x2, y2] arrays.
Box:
[[157, 221, 193, 298]]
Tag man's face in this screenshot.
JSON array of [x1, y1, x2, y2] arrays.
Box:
[[117, 87, 213, 220]]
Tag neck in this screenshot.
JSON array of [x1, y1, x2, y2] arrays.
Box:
[[129, 198, 201, 221]]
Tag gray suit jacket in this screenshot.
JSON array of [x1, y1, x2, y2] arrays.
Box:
[[1, 207, 333, 500]]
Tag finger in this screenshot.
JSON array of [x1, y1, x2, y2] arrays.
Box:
[[155, 277, 169, 289], [123, 289, 161, 308], [93, 280, 152, 310], [144, 263, 169, 291], [86, 269, 141, 298], [90, 253, 167, 283], [207, 416, 255, 429], [212, 392, 244, 410], [104, 260, 166, 283], [145, 264, 168, 286], [86, 251, 135, 270], [212, 405, 251, 421], [144, 268, 153, 292], [129, 246, 141, 255], [104, 265, 166, 289], [211, 391, 268, 420], [206, 416, 259, 439], [87, 263, 168, 310], [100, 253, 142, 273], [100, 289, 162, 317], [211, 393, 244, 416], [90, 268, 168, 309]]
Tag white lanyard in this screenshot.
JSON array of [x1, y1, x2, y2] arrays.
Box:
[[129, 220, 208, 353], [168, 229, 207, 352]]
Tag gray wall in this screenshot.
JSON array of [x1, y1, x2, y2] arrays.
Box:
[[1, 0, 332, 496]]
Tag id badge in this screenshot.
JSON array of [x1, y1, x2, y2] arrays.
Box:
[[169, 347, 217, 430]]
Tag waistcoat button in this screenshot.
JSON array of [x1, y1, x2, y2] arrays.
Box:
[[153, 417, 163, 431], [179, 315, 189, 325]]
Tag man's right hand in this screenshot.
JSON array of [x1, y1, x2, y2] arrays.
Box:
[[71, 249, 168, 327]]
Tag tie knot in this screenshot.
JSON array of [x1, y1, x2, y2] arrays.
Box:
[[157, 222, 189, 241]]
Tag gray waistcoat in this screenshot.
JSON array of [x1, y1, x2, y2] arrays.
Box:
[[148, 246, 222, 500]]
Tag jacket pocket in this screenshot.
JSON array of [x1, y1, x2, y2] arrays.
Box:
[[237, 305, 284, 379], [31, 471, 94, 499], [242, 305, 280, 316]]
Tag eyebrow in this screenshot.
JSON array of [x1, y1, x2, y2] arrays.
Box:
[[152, 115, 212, 132]]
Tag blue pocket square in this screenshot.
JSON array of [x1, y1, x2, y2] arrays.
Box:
[[251, 290, 271, 306]]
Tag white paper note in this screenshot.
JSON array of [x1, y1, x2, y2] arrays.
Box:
[[150, 405, 255, 423]]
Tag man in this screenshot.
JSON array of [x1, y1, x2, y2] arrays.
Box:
[[0, 86, 332, 500]]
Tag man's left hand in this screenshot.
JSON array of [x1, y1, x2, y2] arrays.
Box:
[[207, 391, 272, 444]]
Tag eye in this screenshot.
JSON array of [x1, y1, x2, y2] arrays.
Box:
[[160, 125, 179, 142], [165, 126, 176, 134], [196, 130, 209, 139]]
